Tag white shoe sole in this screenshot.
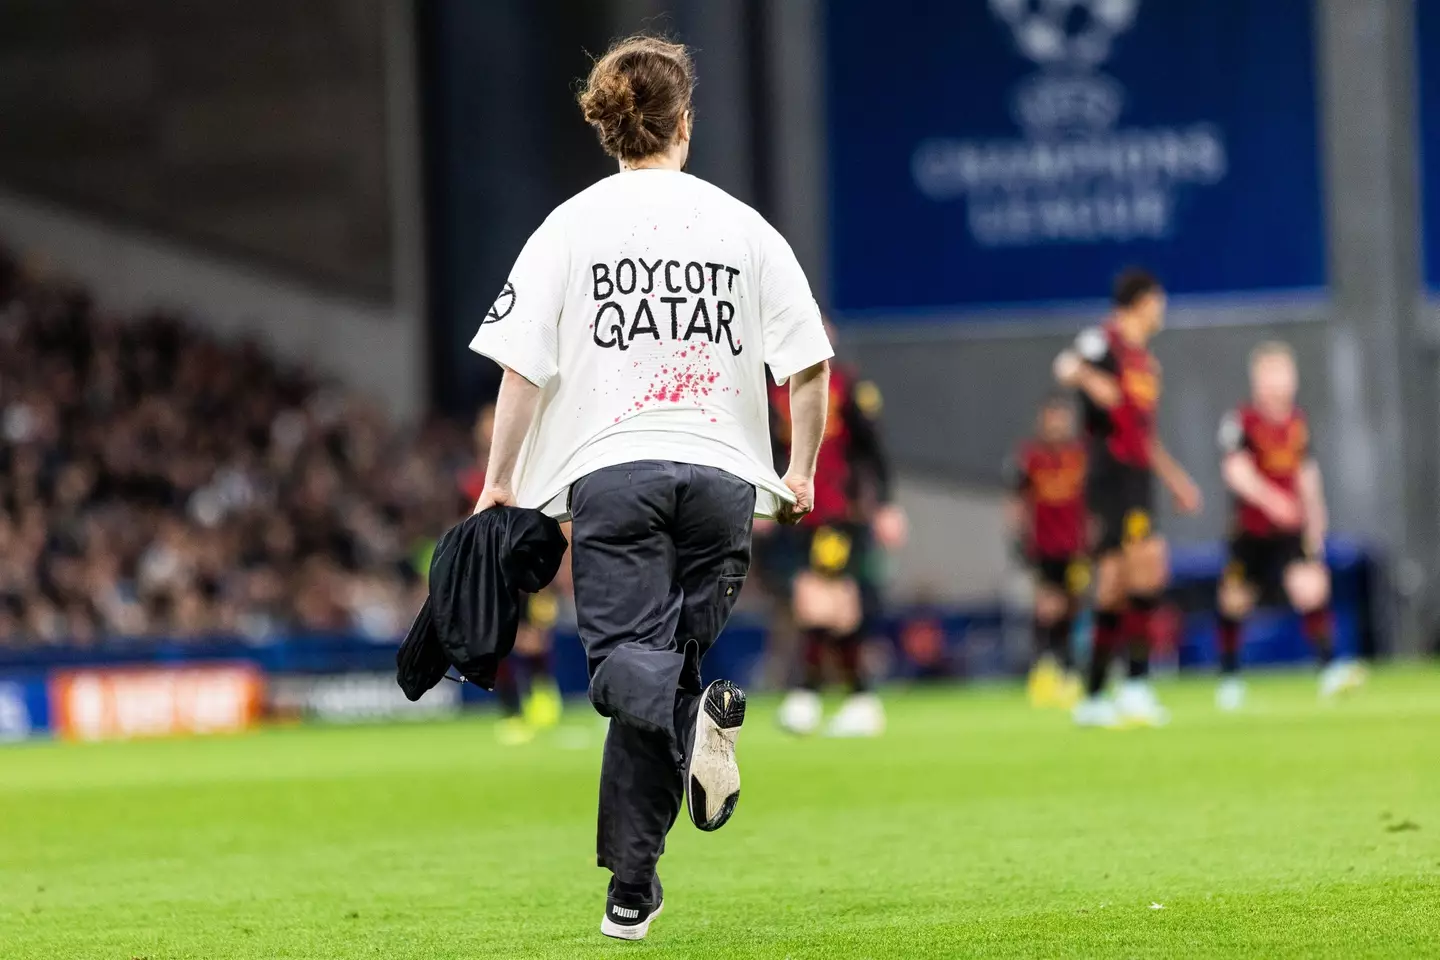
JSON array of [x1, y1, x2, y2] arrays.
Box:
[[687, 680, 745, 831], [600, 900, 664, 940]]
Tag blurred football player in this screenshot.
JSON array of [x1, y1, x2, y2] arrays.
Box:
[[1214, 342, 1363, 709], [769, 326, 906, 738], [1054, 269, 1202, 728], [1005, 394, 1088, 709], [461, 403, 564, 744]]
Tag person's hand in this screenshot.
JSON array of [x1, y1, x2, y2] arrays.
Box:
[[752, 517, 779, 536], [473, 482, 514, 514], [775, 472, 814, 525], [1262, 491, 1303, 531], [1171, 475, 1203, 516], [871, 503, 908, 550], [1053, 350, 1082, 385]]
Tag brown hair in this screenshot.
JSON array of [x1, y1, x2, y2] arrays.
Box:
[[1112, 267, 1163, 308], [578, 35, 694, 162]]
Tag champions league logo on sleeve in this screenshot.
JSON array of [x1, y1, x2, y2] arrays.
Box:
[[912, 0, 1228, 247]]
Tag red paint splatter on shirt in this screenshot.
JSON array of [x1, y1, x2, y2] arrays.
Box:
[[620, 346, 734, 421]]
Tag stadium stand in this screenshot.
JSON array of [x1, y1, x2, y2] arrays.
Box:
[[0, 241, 466, 645]]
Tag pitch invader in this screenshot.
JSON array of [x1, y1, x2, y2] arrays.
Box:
[[1054, 269, 1202, 728], [772, 346, 905, 738], [1214, 342, 1364, 709], [1005, 395, 1088, 709]]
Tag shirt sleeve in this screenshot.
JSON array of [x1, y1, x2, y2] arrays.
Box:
[[1073, 326, 1117, 374], [1218, 410, 1247, 454], [468, 215, 567, 389], [758, 222, 833, 384]]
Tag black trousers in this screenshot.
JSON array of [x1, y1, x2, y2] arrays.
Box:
[[570, 460, 755, 886]]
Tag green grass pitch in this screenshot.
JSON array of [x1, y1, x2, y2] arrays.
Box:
[[2, 668, 1438, 959]]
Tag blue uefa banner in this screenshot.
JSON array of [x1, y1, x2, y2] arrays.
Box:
[[827, 0, 1326, 314], [0, 676, 51, 742]]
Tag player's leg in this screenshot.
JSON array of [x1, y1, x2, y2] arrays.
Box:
[[790, 570, 873, 737], [1116, 528, 1170, 726], [1284, 555, 1362, 697], [826, 525, 884, 737], [670, 464, 756, 832], [569, 463, 685, 939], [515, 601, 563, 730], [778, 561, 834, 736], [1075, 469, 1128, 727], [817, 526, 881, 736], [780, 526, 875, 737], [492, 659, 533, 745], [1054, 557, 1089, 706], [1074, 548, 1124, 727], [1056, 558, 1088, 671], [1215, 553, 1257, 711], [1027, 568, 1069, 708]]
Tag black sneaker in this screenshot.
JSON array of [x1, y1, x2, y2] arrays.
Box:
[[685, 679, 746, 832], [600, 877, 664, 941]]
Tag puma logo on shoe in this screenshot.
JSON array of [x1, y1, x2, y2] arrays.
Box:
[[600, 880, 664, 941]]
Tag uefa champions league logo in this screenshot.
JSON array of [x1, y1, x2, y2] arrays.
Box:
[[989, 0, 1137, 70], [989, 0, 1138, 134], [910, 0, 1227, 247]]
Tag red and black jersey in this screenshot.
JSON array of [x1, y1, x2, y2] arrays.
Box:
[[769, 364, 891, 527], [1008, 439, 1088, 559], [1074, 324, 1160, 470], [1220, 404, 1310, 537]]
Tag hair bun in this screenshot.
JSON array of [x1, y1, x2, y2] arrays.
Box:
[[578, 35, 694, 162], [580, 71, 641, 141]]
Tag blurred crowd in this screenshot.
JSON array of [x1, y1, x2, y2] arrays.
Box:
[[0, 244, 476, 646]]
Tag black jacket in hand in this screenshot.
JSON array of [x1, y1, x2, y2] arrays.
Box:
[[396, 506, 568, 699]]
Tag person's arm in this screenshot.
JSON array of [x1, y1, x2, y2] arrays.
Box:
[[467, 213, 566, 512], [1053, 328, 1122, 408], [474, 367, 542, 512], [776, 359, 830, 524], [1150, 437, 1203, 515], [1297, 458, 1327, 556], [756, 218, 834, 521], [1220, 451, 1301, 529], [1217, 411, 1300, 529]]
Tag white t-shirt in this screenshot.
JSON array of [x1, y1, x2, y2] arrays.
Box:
[[469, 169, 833, 519]]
